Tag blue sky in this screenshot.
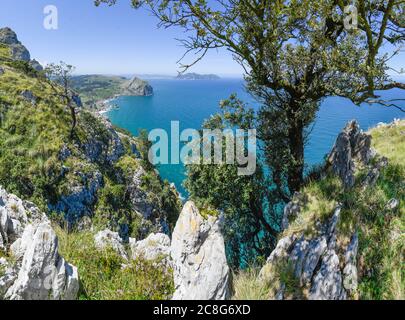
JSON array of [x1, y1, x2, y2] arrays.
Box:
[[0, 0, 241, 76], [0, 0, 403, 77]]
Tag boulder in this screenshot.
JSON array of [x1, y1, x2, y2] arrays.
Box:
[[386, 198, 399, 212], [20, 90, 37, 105], [130, 233, 170, 265], [362, 156, 388, 189], [171, 201, 231, 300], [94, 229, 128, 260]]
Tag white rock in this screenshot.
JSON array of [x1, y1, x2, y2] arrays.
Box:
[[130, 233, 170, 265], [171, 201, 231, 300], [386, 198, 400, 211], [94, 229, 128, 260], [5, 221, 79, 300]]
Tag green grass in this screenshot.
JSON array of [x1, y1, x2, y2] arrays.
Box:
[[232, 268, 273, 300], [55, 226, 174, 300]]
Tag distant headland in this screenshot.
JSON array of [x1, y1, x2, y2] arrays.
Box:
[[176, 73, 221, 80], [70, 75, 153, 108]]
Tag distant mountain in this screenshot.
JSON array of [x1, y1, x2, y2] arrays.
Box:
[[71, 75, 153, 107], [176, 73, 220, 80]]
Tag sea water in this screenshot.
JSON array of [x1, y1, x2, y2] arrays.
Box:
[[106, 79, 405, 197]]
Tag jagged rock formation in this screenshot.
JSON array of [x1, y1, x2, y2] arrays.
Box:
[[170, 201, 231, 300], [50, 170, 103, 223], [261, 206, 350, 300], [0, 186, 79, 300], [327, 120, 374, 188], [260, 120, 386, 300], [92, 200, 233, 301], [0, 27, 42, 70], [121, 77, 153, 96]]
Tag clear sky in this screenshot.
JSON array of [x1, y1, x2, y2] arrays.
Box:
[[0, 0, 242, 76], [0, 0, 403, 77]]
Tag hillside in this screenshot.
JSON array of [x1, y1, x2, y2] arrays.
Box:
[[71, 74, 153, 108], [0, 29, 180, 244]]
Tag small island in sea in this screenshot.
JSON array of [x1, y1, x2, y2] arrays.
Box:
[[176, 72, 221, 80], [71, 74, 153, 108]]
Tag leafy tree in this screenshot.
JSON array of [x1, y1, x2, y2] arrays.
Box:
[[96, 0, 404, 265], [44, 62, 81, 139]]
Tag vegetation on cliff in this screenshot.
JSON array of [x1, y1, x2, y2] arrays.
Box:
[[0, 37, 180, 242]]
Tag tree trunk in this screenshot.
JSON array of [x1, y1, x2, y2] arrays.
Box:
[[287, 120, 304, 194]]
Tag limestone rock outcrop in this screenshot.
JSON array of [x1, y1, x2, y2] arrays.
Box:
[[130, 233, 171, 265], [94, 229, 128, 260], [170, 201, 231, 300], [0, 27, 42, 70], [0, 186, 79, 300], [328, 120, 373, 188]]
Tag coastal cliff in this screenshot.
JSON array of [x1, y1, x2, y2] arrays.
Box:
[[71, 74, 154, 108]]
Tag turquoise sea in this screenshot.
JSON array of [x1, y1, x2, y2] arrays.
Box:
[[106, 79, 405, 197]]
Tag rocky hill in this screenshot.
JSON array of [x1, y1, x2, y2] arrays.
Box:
[[0, 28, 43, 71], [71, 74, 153, 108]]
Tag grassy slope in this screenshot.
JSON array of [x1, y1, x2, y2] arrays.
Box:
[[233, 120, 404, 300], [0, 42, 179, 228], [0, 42, 179, 299]]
